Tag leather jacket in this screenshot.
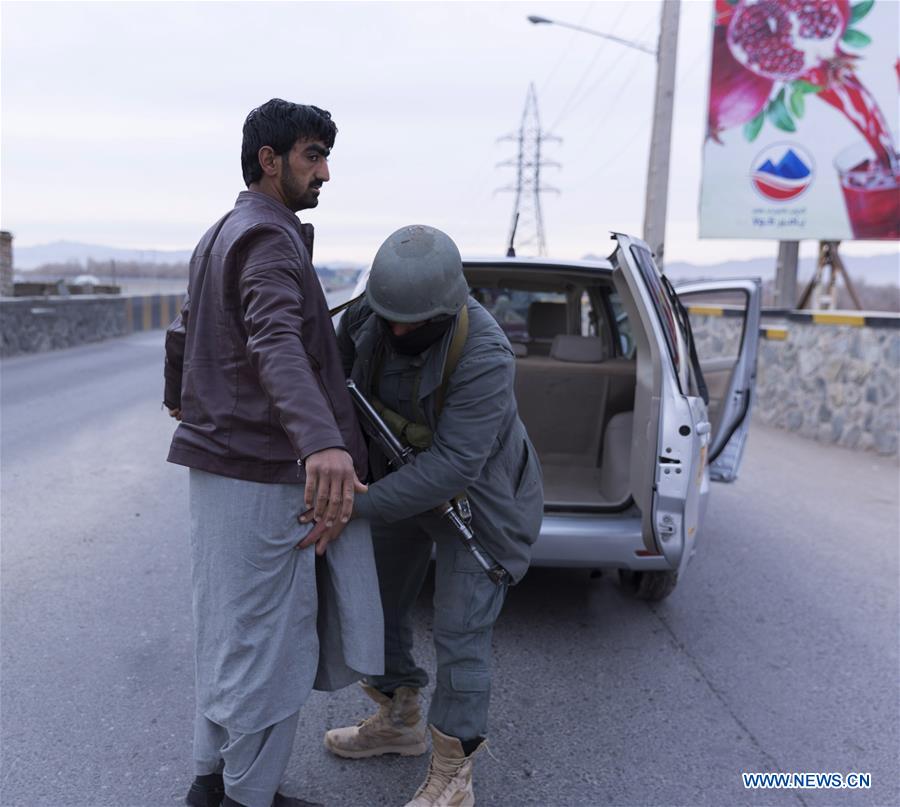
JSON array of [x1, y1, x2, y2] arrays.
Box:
[[164, 190, 367, 484]]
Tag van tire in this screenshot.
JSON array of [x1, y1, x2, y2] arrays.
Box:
[[618, 569, 678, 601]]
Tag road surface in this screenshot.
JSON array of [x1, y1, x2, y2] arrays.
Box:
[[2, 332, 897, 807]]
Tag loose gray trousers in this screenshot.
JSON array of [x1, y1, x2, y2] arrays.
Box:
[[194, 710, 299, 807], [189, 469, 320, 807], [366, 517, 508, 740]]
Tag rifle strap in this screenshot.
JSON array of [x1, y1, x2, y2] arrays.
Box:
[[367, 303, 470, 449], [434, 303, 469, 417]]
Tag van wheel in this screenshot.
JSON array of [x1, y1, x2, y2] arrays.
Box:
[[618, 569, 678, 601]]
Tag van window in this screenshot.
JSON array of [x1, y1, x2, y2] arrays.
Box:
[[679, 289, 748, 366], [608, 291, 635, 358], [629, 246, 683, 378], [579, 290, 598, 337], [471, 288, 567, 343]]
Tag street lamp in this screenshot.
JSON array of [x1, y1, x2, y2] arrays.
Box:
[[528, 5, 680, 267], [526, 15, 658, 56]]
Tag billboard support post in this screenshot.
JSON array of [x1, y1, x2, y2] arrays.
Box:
[[774, 241, 799, 310], [797, 241, 863, 311]]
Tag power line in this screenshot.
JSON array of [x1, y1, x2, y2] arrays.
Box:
[[544, 2, 629, 128], [563, 54, 656, 165], [538, 2, 598, 97], [550, 14, 658, 132], [548, 45, 611, 132], [567, 46, 708, 192]]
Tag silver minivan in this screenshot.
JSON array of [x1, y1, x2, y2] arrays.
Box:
[[350, 233, 761, 600]]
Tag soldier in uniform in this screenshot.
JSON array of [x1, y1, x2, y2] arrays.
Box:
[[322, 225, 543, 806]]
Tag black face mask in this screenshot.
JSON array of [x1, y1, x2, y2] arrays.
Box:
[[380, 315, 455, 356]]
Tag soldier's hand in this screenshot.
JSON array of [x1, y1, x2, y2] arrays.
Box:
[[295, 519, 344, 556], [168, 408, 182, 421], [302, 448, 367, 528]]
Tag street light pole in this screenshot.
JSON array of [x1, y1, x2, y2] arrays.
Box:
[[642, 0, 680, 268], [529, 2, 681, 268]]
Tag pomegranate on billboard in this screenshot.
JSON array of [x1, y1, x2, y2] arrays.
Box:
[[699, 0, 899, 240]]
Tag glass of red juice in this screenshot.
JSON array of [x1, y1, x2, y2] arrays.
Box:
[[835, 142, 900, 239]]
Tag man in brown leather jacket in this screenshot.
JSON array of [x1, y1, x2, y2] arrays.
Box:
[[164, 99, 383, 807]]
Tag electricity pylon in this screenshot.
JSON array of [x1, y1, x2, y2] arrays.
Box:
[[496, 83, 561, 257]]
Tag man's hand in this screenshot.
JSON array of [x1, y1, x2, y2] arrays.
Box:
[[302, 448, 367, 528], [168, 408, 182, 421]]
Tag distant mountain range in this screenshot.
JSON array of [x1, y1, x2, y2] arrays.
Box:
[[585, 252, 900, 286], [13, 241, 195, 269], [13, 240, 366, 273], [14, 240, 898, 286]]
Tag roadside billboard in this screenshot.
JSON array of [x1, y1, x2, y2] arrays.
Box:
[[699, 0, 899, 241]]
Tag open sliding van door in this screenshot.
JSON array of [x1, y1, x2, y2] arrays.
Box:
[[675, 281, 762, 482], [610, 235, 711, 578]]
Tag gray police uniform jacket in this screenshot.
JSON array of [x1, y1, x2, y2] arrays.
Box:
[[337, 297, 543, 583]]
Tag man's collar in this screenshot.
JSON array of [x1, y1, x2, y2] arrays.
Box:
[[236, 190, 315, 256], [236, 189, 299, 220]]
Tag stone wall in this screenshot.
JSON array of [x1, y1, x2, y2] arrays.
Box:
[[3, 292, 897, 456], [0, 232, 12, 297], [0, 293, 184, 357], [689, 309, 900, 456]]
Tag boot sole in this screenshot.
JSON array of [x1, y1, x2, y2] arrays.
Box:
[[323, 737, 427, 759]]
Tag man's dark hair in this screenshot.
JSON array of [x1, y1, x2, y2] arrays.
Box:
[[241, 99, 338, 186]]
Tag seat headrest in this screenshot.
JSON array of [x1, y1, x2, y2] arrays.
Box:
[[550, 335, 605, 363], [527, 302, 567, 339]]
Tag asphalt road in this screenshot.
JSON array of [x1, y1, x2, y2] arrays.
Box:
[[2, 332, 898, 807]]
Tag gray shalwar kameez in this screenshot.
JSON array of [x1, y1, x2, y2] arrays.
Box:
[[166, 192, 383, 806], [188, 469, 383, 806]]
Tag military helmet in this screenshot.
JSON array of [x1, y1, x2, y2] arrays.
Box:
[[366, 225, 468, 323]]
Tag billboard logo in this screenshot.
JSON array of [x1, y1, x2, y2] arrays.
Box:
[[751, 144, 814, 201]]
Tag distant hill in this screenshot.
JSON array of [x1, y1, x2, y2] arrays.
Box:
[[664, 253, 899, 286], [13, 240, 367, 276], [582, 252, 900, 286], [13, 241, 193, 270], [13, 239, 897, 290], [12, 239, 365, 294]]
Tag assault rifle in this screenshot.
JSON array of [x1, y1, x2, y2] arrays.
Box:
[[346, 379, 507, 586]]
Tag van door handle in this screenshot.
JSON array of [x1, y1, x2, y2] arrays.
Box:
[[695, 421, 711, 435]]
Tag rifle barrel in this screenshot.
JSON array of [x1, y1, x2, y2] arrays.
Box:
[[346, 379, 507, 586]]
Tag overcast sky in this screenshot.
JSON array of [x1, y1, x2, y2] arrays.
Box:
[[2, 0, 897, 267]]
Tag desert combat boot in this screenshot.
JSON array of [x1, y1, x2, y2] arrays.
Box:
[[323, 683, 427, 759], [403, 725, 484, 807]]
